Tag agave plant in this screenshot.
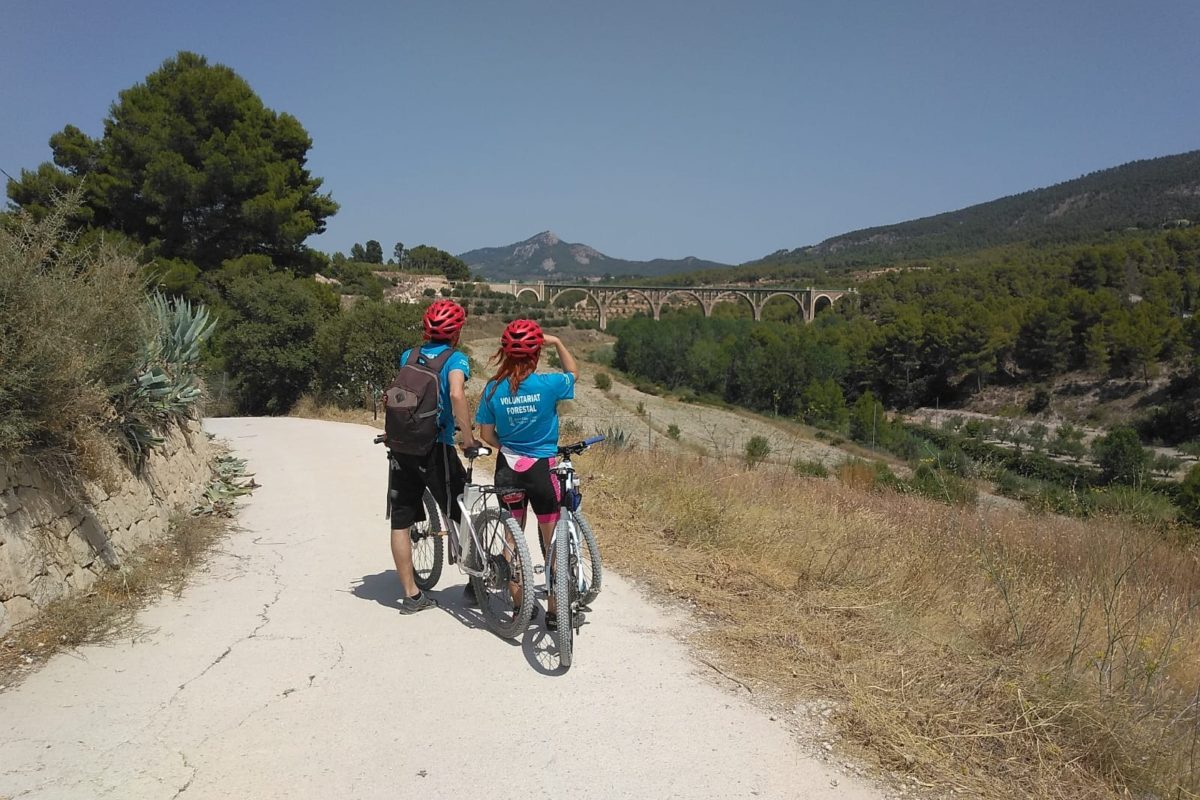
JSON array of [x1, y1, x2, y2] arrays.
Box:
[[115, 292, 217, 468]]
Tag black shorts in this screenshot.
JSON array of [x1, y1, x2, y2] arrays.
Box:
[[388, 444, 466, 529], [494, 454, 561, 522]]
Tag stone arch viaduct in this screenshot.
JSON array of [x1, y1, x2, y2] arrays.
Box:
[[485, 281, 855, 331]]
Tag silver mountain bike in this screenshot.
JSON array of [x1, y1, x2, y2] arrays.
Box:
[[378, 435, 533, 637], [541, 435, 605, 668]]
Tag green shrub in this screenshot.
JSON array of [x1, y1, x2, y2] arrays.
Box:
[[422, 287, 436, 297], [1092, 427, 1150, 486], [315, 300, 423, 407], [594, 372, 612, 391], [1028, 484, 1096, 517], [219, 272, 338, 414], [667, 423, 681, 440], [793, 459, 829, 478], [906, 464, 978, 506], [1090, 486, 1179, 526], [590, 344, 615, 366], [636, 401, 645, 416], [634, 380, 661, 396], [1152, 453, 1182, 477], [1180, 464, 1200, 525], [744, 435, 771, 468]]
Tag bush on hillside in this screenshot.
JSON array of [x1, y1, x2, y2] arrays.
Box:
[[743, 435, 771, 468], [0, 198, 146, 475], [0, 196, 215, 477], [1092, 427, 1150, 486], [593, 372, 612, 391]]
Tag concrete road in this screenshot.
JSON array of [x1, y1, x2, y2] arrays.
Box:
[[0, 417, 881, 799]]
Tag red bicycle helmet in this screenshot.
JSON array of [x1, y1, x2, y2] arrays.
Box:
[[423, 299, 467, 340], [500, 319, 544, 358]]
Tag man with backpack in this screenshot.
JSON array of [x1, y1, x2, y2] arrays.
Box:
[[384, 299, 476, 613]]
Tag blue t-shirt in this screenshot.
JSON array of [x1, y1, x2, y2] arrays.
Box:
[[475, 372, 576, 458], [399, 343, 470, 446]]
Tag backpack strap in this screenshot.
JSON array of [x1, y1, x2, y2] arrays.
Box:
[[404, 347, 457, 372], [425, 348, 456, 373]]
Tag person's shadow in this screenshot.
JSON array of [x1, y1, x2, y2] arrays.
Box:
[[350, 570, 405, 610], [349, 570, 573, 676]]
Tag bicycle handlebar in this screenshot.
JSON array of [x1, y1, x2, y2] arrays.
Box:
[[557, 434, 606, 457], [374, 434, 491, 460]]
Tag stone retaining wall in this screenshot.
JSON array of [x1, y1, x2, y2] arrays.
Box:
[[0, 422, 212, 637]]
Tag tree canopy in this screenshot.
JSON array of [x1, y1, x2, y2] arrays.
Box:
[[6, 51, 337, 271]]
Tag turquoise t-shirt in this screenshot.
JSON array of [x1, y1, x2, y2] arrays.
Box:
[[399, 343, 470, 446], [476, 372, 576, 458]]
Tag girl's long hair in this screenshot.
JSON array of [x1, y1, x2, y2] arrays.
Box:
[[485, 350, 539, 401]]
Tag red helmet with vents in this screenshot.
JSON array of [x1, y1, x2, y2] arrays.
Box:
[[500, 319, 544, 357], [422, 299, 467, 340]]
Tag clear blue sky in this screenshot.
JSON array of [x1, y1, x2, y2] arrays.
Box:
[[3, 0, 1198, 264]]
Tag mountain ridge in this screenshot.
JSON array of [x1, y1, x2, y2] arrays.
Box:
[[758, 149, 1200, 271], [458, 231, 729, 281]]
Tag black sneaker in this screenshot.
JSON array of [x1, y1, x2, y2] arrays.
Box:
[[545, 610, 558, 631], [398, 591, 436, 614], [463, 582, 480, 608]]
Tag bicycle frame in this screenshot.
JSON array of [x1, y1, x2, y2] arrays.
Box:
[[540, 434, 604, 602]]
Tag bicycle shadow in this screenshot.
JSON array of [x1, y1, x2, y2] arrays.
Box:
[[521, 623, 567, 676], [433, 582, 509, 637]]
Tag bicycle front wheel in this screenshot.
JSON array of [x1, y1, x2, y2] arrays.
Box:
[[411, 490, 444, 591], [572, 511, 603, 608], [553, 511, 574, 668], [469, 508, 533, 639]]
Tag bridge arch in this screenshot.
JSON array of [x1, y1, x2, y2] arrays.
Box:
[[514, 288, 542, 304], [548, 287, 605, 328], [659, 289, 706, 318], [760, 291, 806, 322], [812, 293, 835, 318], [605, 288, 659, 320], [712, 291, 757, 320]]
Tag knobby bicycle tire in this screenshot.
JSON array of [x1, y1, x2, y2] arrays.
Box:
[[469, 508, 533, 639], [553, 511, 574, 668], [573, 511, 603, 607], [412, 490, 444, 591]]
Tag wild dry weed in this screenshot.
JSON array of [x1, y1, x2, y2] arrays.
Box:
[[582, 448, 1200, 799]]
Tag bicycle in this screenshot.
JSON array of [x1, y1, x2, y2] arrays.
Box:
[[541, 435, 605, 668], [377, 435, 534, 637]]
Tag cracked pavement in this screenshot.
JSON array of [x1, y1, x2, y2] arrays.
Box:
[[0, 417, 881, 799]]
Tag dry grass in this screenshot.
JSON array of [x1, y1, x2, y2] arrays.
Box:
[[0, 194, 147, 484], [0, 513, 229, 687], [581, 448, 1200, 799], [290, 394, 384, 428]]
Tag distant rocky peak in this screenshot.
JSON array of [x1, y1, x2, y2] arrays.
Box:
[[530, 231, 560, 247]]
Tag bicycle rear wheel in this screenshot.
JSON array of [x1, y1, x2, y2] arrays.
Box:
[[411, 490, 444, 591], [469, 508, 533, 638], [572, 511, 603, 607], [553, 511, 574, 668]]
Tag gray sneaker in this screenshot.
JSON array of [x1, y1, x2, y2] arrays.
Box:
[[398, 591, 437, 615]]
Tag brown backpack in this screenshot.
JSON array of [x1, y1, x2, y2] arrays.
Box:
[[383, 348, 456, 455]]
